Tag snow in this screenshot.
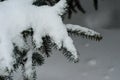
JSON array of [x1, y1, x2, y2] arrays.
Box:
[[87, 59, 97, 66], [84, 43, 90, 47], [82, 72, 88, 77], [104, 75, 110, 80], [24, 50, 33, 78], [108, 67, 114, 72], [0, 0, 102, 78]]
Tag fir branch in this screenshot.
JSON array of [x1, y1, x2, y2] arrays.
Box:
[[0, 0, 4, 2], [0, 76, 7, 80], [0, 75, 13, 80], [68, 0, 77, 12], [32, 52, 44, 66], [21, 28, 33, 40], [13, 44, 28, 70], [60, 47, 79, 63], [68, 29, 103, 41], [31, 59, 37, 80], [68, 0, 85, 13], [40, 36, 53, 57], [0, 76, 5, 80], [33, 0, 48, 6], [66, 24, 103, 41], [75, 0, 85, 13], [93, 0, 98, 10]]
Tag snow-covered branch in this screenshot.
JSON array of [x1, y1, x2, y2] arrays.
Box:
[[66, 24, 103, 41], [0, 0, 102, 79]]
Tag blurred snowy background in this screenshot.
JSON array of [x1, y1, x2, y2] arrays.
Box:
[[14, 0, 120, 80]]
